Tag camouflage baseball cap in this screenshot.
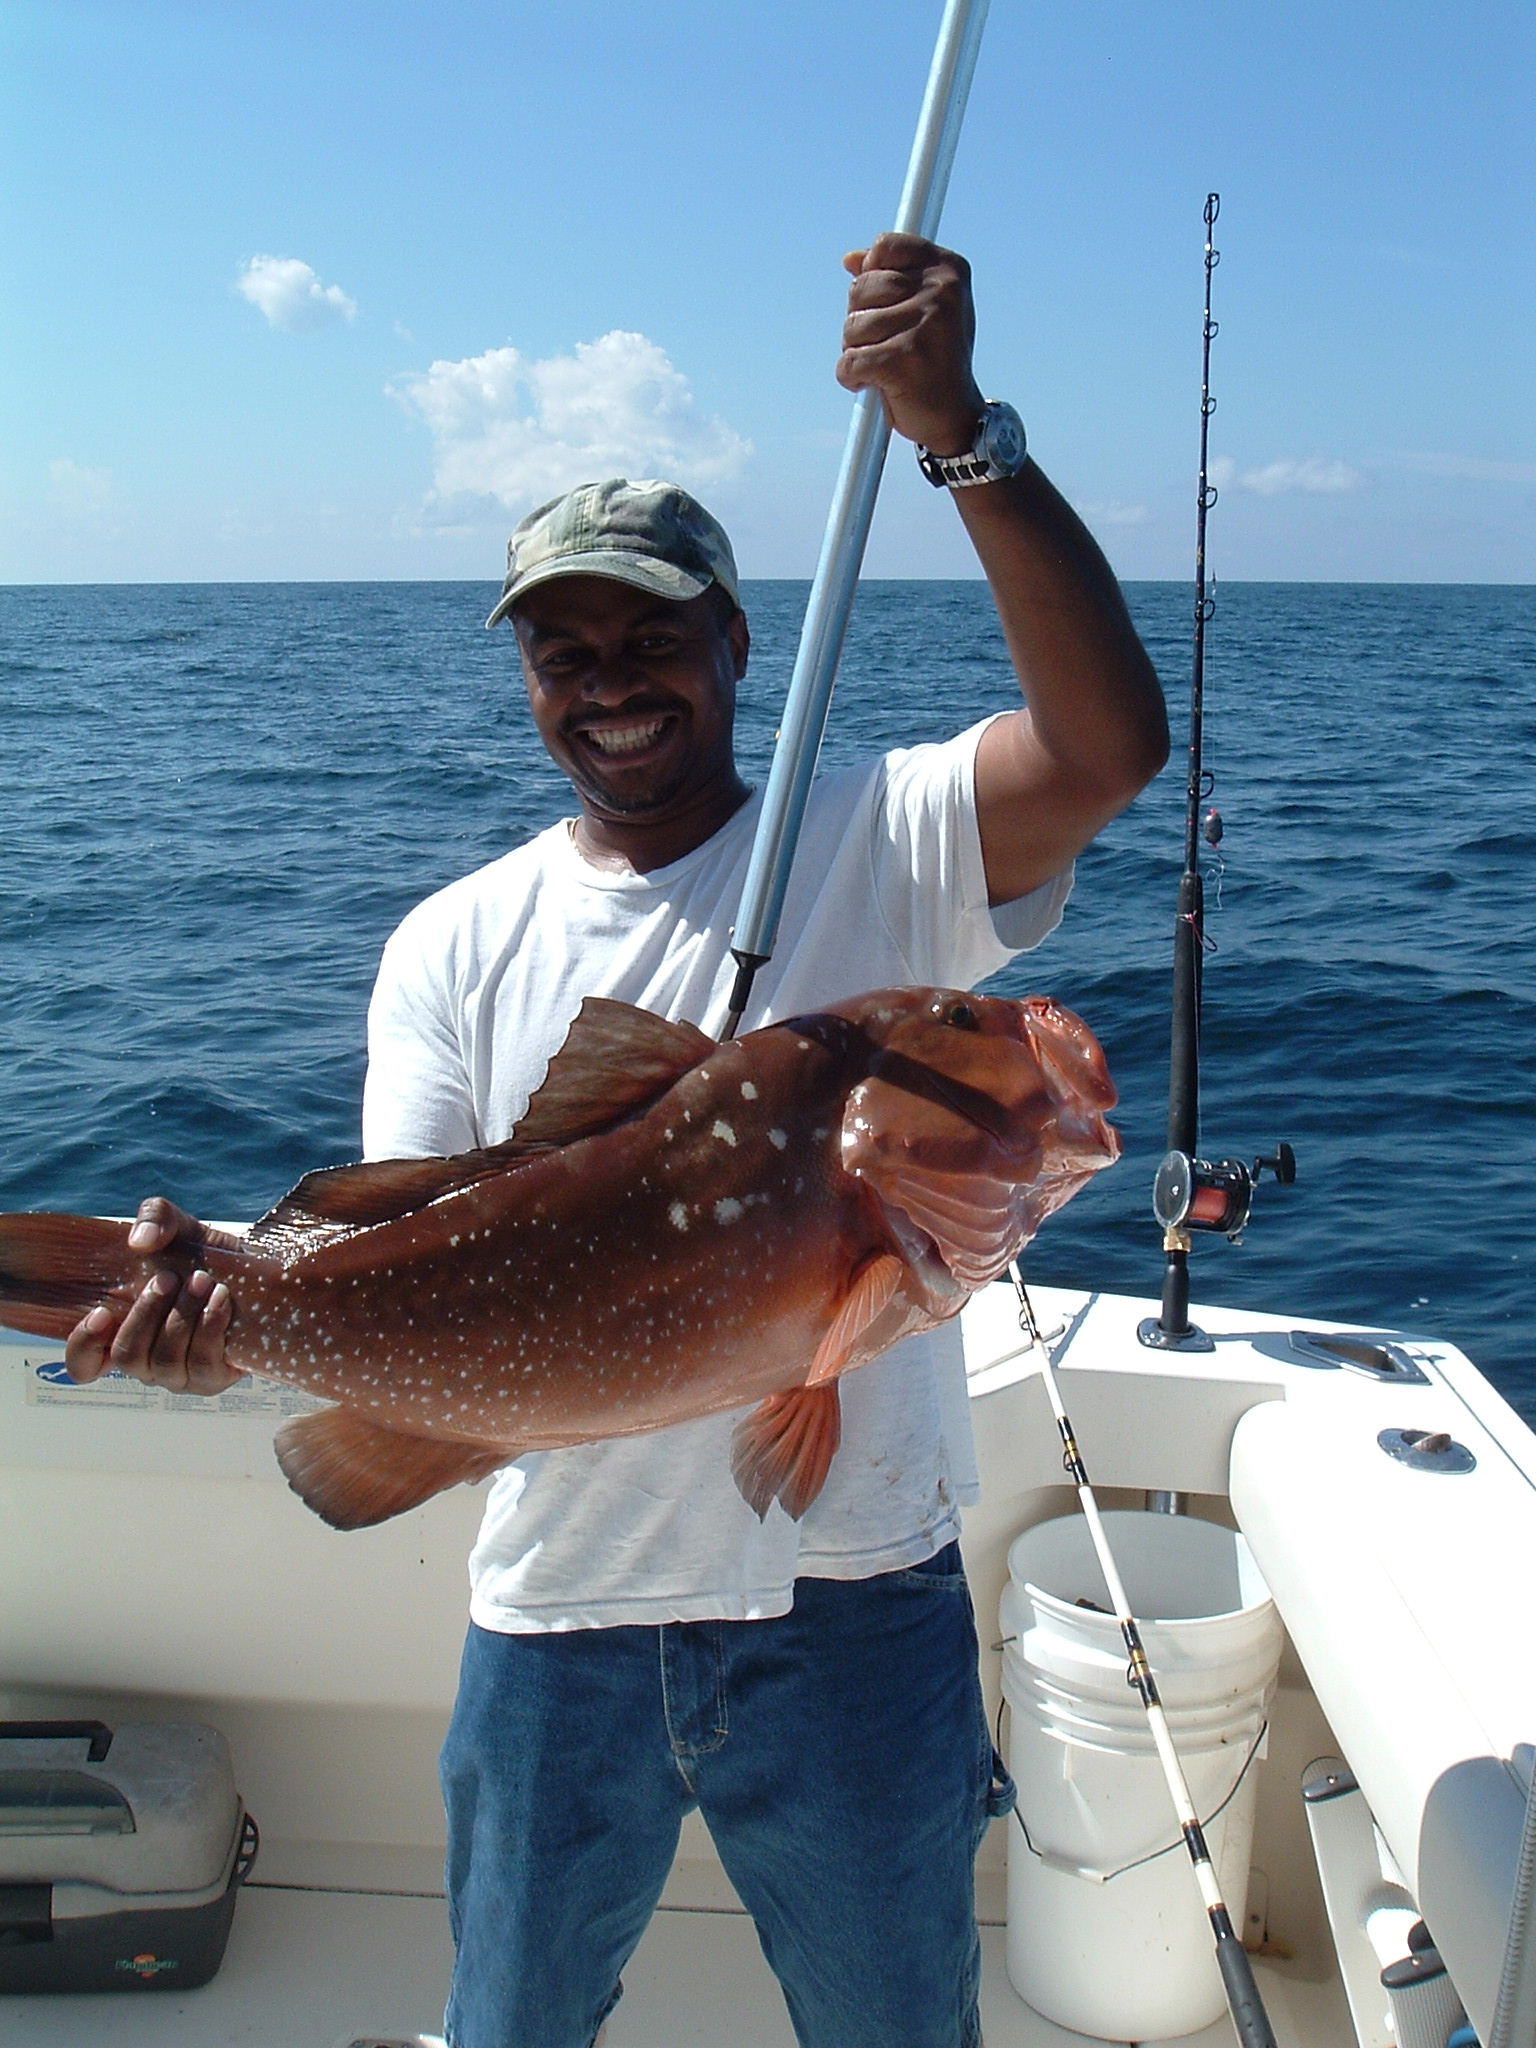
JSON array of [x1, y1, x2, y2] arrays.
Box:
[[485, 477, 740, 628]]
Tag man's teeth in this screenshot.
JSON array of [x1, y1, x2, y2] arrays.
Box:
[[585, 718, 667, 756]]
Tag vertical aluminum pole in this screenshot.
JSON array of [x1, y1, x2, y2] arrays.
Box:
[[725, 0, 991, 1034]]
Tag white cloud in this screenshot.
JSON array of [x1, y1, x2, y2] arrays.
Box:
[[47, 458, 113, 518], [1209, 455, 1364, 497], [391, 330, 751, 517], [1077, 500, 1150, 527], [237, 255, 357, 332]]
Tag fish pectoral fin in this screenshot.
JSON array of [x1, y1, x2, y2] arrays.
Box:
[[273, 1408, 511, 1530], [730, 1385, 843, 1522], [506, 998, 715, 1149], [803, 1252, 908, 1386]]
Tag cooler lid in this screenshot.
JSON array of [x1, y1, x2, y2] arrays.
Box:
[[0, 1720, 240, 1894]]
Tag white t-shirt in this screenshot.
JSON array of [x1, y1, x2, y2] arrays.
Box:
[[363, 717, 1072, 1630]]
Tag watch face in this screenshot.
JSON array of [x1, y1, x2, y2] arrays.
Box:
[[981, 403, 1027, 472]]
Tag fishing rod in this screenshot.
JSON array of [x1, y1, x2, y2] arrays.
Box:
[[1009, 1259, 1281, 2048], [1139, 193, 1294, 1353], [723, 0, 990, 1038]]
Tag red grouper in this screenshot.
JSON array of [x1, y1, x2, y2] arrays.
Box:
[[0, 987, 1120, 1529]]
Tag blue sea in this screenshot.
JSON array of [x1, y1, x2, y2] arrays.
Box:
[[3, 580, 1533, 1417]]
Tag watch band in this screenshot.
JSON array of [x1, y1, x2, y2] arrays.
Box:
[[916, 399, 1028, 489]]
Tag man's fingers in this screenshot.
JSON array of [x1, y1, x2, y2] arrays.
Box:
[[845, 272, 925, 320], [183, 1281, 243, 1396], [154, 1268, 214, 1371], [846, 232, 953, 275], [107, 1270, 190, 1387], [65, 1305, 120, 1384], [126, 1194, 200, 1255], [842, 299, 925, 349]]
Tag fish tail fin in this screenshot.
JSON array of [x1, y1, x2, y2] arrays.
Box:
[[273, 1407, 511, 1530], [730, 1384, 843, 1522], [0, 1212, 136, 1340]]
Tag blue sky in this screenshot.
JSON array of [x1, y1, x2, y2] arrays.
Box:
[[4, 0, 1532, 584]]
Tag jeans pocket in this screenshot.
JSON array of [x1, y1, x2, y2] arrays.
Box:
[[889, 1539, 968, 1589]]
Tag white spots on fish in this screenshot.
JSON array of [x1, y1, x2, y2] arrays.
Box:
[[740, 1081, 758, 1100], [714, 1198, 744, 1225], [812, 1127, 828, 1141], [669, 1201, 689, 1232], [711, 1120, 738, 1147], [768, 1127, 788, 1150], [449, 1234, 460, 1248]]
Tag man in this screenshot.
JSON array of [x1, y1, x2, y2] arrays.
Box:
[[68, 235, 1167, 2048]]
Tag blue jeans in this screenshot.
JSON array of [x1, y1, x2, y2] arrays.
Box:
[[439, 1544, 1015, 2048]]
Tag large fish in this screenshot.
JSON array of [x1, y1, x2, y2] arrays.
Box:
[[0, 987, 1119, 1529]]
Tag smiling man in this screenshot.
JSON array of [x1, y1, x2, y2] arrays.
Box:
[[70, 235, 1167, 2048]]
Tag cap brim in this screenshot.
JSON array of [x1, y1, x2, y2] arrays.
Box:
[[485, 550, 714, 629]]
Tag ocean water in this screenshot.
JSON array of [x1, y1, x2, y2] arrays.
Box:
[[2, 579, 1533, 1417]]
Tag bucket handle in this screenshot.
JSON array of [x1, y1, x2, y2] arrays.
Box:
[[1010, 1717, 1268, 1885]]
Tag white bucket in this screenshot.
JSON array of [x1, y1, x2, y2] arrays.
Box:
[[1000, 1511, 1283, 2041]]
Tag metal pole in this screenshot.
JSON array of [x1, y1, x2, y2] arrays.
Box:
[[724, 0, 991, 1036]]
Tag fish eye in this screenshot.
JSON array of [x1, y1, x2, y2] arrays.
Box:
[[944, 1001, 980, 1031]]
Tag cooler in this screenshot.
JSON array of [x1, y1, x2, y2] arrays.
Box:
[[0, 1718, 258, 1992]]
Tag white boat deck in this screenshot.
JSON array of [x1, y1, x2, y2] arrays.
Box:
[[0, 1854, 1338, 2048]]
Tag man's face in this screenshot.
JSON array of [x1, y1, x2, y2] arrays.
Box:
[[513, 575, 749, 823]]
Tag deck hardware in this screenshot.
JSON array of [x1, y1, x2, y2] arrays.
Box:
[[1288, 1332, 1430, 1385], [344, 2038, 446, 2048], [1378, 1428, 1476, 1475], [1302, 1764, 1359, 1804]]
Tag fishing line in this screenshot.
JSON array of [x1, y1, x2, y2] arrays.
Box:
[[1007, 1257, 1281, 2048]]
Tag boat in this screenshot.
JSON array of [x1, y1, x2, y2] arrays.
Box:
[[4, 1256, 1534, 2047]]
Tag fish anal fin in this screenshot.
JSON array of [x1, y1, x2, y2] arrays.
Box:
[[730, 1384, 843, 1522], [507, 998, 715, 1149], [273, 1407, 510, 1530], [804, 1252, 908, 1386]]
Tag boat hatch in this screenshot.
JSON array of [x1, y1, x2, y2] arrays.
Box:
[[1287, 1330, 1430, 1384]]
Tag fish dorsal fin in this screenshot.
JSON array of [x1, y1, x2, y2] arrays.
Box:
[[507, 998, 715, 1149], [247, 1000, 715, 1258], [247, 1154, 512, 1256]]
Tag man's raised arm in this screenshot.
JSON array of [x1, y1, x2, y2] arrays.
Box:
[[838, 232, 1169, 904]]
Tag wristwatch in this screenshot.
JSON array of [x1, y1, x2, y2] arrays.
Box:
[[916, 400, 1028, 488]]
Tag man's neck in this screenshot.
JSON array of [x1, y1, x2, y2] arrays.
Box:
[[570, 776, 753, 874]]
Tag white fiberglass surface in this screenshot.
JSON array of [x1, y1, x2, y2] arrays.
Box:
[[0, 1881, 1337, 2048]]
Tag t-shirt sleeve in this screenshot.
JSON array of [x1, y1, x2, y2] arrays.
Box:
[[362, 908, 480, 1161], [870, 716, 1074, 987]]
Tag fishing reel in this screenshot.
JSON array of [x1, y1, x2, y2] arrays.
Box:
[[1152, 1143, 1296, 1244], [1140, 1141, 1296, 1353]]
